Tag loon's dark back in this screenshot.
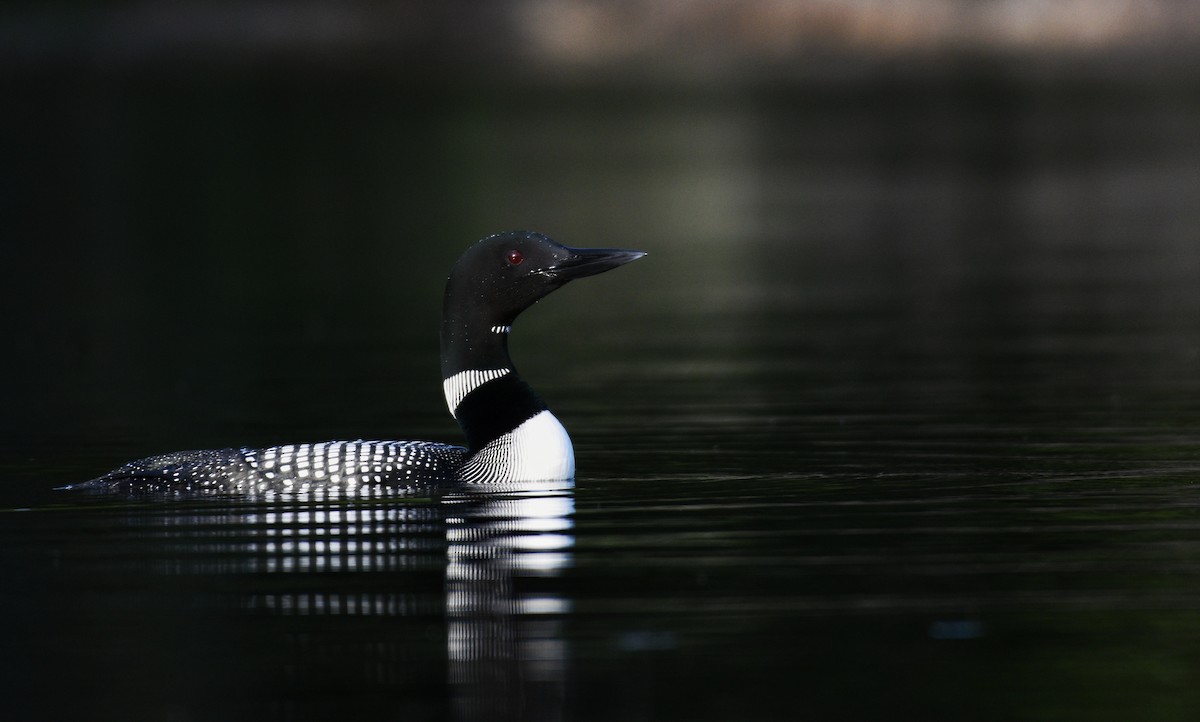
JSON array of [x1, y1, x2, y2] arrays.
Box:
[[68, 231, 644, 497]]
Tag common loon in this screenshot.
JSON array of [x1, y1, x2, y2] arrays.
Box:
[[68, 231, 645, 496]]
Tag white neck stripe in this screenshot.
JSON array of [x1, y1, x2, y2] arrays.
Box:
[[442, 368, 511, 415]]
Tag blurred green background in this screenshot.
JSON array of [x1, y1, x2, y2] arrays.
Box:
[[5, 1, 1197, 456]]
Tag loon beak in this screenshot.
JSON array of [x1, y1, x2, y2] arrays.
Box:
[[543, 247, 647, 281]]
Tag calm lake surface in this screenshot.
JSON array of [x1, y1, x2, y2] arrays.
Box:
[[3, 59, 1200, 721]]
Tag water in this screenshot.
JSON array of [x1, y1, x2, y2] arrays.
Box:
[[4, 59, 1200, 721]]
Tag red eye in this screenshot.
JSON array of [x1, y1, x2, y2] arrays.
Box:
[[507, 250, 524, 265]]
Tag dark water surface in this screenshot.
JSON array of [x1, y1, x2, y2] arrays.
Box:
[[3, 63, 1200, 721]]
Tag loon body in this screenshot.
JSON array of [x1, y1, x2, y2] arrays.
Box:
[[72, 231, 644, 496]]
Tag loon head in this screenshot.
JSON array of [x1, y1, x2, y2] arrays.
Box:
[[439, 231, 645, 483], [440, 230, 646, 377]]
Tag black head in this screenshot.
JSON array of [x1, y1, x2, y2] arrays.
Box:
[[444, 230, 645, 327], [441, 231, 645, 377]]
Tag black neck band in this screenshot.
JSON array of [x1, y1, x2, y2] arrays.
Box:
[[454, 373, 548, 452]]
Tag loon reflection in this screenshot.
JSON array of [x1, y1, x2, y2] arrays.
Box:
[[123, 481, 574, 720]]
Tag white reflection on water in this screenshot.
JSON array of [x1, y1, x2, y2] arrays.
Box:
[[120, 481, 575, 720], [443, 482, 574, 721], [248, 505, 442, 575]]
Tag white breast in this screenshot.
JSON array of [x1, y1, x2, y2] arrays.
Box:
[[454, 410, 575, 483]]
